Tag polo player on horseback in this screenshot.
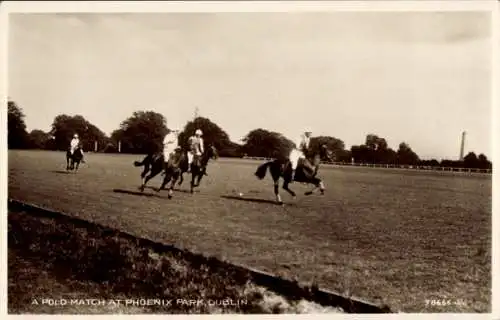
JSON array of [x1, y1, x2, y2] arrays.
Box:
[[289, 128, 315, 181], [69, 133, 84, 161], [187, 129, 204, 173], [255, 127, 325, 204]]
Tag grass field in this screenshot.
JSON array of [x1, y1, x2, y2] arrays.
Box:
[[7, 150, 492, 312], [9, 207, 341, 314]]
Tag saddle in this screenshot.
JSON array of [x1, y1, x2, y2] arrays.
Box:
[[191, 154, 203, 167], [166, 150, 184, 168], [69, 148, 81, 157], [297, 157, 319, 178]]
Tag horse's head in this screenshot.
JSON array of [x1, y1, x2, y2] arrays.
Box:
[[311, 154, 321, 167], [208, 145, 218, 159], [197, 145, 217, 167], [201, 144, 217, 160]]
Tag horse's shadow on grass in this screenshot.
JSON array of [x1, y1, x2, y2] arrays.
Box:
[[112, 188, 158, 197], [112, 188, 198, 199], [50, 170, 72, 174], [220, 195, 297, 206], [143, 185, 200, 194]]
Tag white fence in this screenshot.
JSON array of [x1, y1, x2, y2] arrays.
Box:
[[241, 156, 492, 174]]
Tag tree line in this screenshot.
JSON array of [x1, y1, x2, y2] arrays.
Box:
[[7, 99, 492, 170]]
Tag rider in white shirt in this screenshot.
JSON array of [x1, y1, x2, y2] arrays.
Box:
[[70, 132, 85, 155], [69, 133, 85, 162], [70, 133, 80, 154], [163, 128, 180, 166], [187, 129, 204, 172], [289, 128, 312, 179]]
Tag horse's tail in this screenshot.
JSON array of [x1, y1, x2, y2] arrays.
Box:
[[134, 156, 148, 167], [255, 161, 272, 180], [133, 161, 143, 167]]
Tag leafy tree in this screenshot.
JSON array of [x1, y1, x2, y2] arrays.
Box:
[[8, 100, 29, 149], [242, 128, 294, 160], [309, 136, 345, 161], [117, 111, 168, 154], [379, 148, 398, 164], [397, 142, 420, 165], [338, 149, 353, 163], [419, 159, 440, 167], [440, 159, 461, 168], [364, 134, 392, 163], [463, 152, 479, 168], [179, 117, 242, 157], [477, 154, 487, 163], [27, 129, 51, 149], [351, 134, 394, 164], [350, 144, 370, 163], [49, 114, 109, 152], [477, 153, 492, 170], [365, 134, 388, 151]]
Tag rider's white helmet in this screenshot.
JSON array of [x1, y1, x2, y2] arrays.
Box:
[[74, 133, 79, 138], [304, 127, 312, 134], [195, 129, 203, 136]]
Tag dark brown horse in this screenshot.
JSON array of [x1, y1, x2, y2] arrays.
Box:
[[134, 146, 216, 198], [254, 146, 330, 204], [177, 145, 218, 193], [66, 147, 84, 172], [156, 151, 186, 199], [134, 149, 185, 199]]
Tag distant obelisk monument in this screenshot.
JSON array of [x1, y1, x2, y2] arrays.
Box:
[[459, 131, 466, 161]]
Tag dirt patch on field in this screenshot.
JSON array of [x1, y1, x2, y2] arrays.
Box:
[[8, 207, 344, 314]]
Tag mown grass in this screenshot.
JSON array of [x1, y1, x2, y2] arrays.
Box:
[[8, 208, 343, 314], [7, 150, 492, 312]]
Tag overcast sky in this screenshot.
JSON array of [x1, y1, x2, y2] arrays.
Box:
[[8, 11, 492, 160]]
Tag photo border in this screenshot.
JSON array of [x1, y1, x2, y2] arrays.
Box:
[[1, 1, 498, 320]]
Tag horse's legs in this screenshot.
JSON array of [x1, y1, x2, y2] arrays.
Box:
[[140, 165, 150, 179], [196, 172, 203, 186], [190, 172, 196, 194], [159, 172, 176, 199], [178, 173, 184, 186], [140, 169, 149, 187], [195, 167, 205, 187], [319, 180, 325, 194], [66, 157, 70, 171], [268, 164, 284, 204], [282, 179, 297, 198], [158, 171, 172, 192], [273, 179, 284, 204], [139, 175, 151, 192], [139, 171, 158, 192], [189, 166, 202, 193], [169, 173, 180, 199], [304, 178, 325, 196]]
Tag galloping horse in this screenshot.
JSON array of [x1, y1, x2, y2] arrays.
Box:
[[156, 151, 186, 199], [134, 149, 186, 199], [134, 152, 164, 187], [254, 146, 330, 204], [177, 144, 218, 193], [66, 147, 84, 172]]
